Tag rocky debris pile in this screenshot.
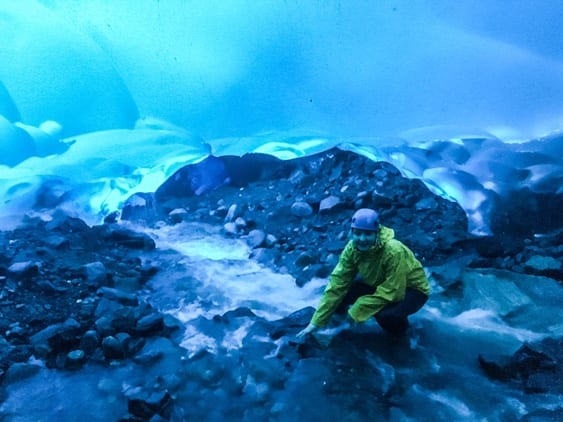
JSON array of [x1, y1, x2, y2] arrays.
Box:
[[0, 213, 185, 419], [123, 148, 563, 284], [123, 149, 472, 283]]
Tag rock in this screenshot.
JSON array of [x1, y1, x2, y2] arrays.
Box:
[[83, 261, 108, 285], [223, 222, 238, 235], [7, 261, 39, 277], [104, 227, 156, 250], [246, 229, 266, 248], [290, 202, 313, 217], [43, 235, 70, 249], [102, 333, 132, 360], [3, 362, 42, 383], [136, 314, 164, 336], [319, 195, 342, 213], [127, 388, 173, 420], [168, 208, 189, 224], [97, 287, 139, 306], [478, 339, 563, 394], [65, 349, 86, 370], [225, 203, 243, 222], [79, 330, 99, 355], [524, 255, 562, 279], [29, 318, 81, 358], [121, 193, 157, 223], [294, 252, 317, 268], [415, 197, 438, 211]]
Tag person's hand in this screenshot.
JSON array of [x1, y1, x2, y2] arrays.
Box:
[[296, 323, 318, 339]]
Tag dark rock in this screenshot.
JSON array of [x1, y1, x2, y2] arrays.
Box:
[[290, 201, 313, 218], [102, 333, 132, 360], [127, 388, 173, 420], [3, 362, 42, 383], [97, 287, 139, 306], [65, 349, 86, 370], [45, 214, 90, 234], [80, 330, 99, 355], [294, 252, 317, 268], [43, 235, 70, 249], [478, 339, 563, 394], [222, 307, 257, 321], [7, 261, 39, 278], [120, 192, 158, 223], [29, 318, 81, 358], [104, 227, 156, 250], [136, 313, 164, 335], [83, 262, 108, 285], [319, 195, 343, 213]]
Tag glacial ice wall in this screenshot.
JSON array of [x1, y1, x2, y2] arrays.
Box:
[[0, 0, 562, 233]]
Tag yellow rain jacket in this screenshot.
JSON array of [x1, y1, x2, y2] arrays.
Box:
[[311, 226, 430, 327]]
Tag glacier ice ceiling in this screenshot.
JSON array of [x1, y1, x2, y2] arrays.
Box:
[[0, 0, 562, 234]]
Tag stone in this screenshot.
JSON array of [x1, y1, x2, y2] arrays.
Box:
[[290, 201, 313, 217], [29, 318, 81, 357], [102, 335, 126, 359], [83, 261, 107, 285], [80, 330, 99, 355], [136, 314, 164, 335], [3, 362, 42, 383], [319, 195, 342, 213], [7, 261, 39, 277], [246, 229, 266, 248], [526, 255, 561, 271], [127, 389, 173, 420], [97, 287, 138, 306], [65, 349, 86, 370]]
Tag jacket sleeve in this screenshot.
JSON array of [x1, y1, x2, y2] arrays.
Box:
[[347, 247, 409, 322], [311, 243, 357, 327]]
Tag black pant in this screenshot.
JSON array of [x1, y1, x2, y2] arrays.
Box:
[[336, 282, 428, 334]]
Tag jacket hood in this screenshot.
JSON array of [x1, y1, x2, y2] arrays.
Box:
[[378, 225, 395, 246]]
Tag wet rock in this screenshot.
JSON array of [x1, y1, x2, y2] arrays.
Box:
[[294, 252, 317, 268], [168, 207, 189, 224], [136, 314, 164, 336], [79, 330, 99, 355], [225, 203, 243, 222], [97, 287, 139, 306], [126, 388, 173, 420], [524, 255, 562, 280], [65, 349, 86, 370], [29, 318, 81, 358], [103, 227, 156, 250], [102, 333, 132, 360], [478, 338, 563, 394], [246, 229, 266, 248], [121, 193, 157, 223], [3, 362, 42, 383]]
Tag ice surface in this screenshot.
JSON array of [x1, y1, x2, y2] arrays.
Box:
[[1, 1, 562, 233]]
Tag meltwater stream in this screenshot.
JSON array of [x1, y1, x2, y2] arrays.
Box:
[[1, 221, 561, 421]]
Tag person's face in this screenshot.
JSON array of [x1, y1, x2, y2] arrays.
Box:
[[351, 228, 377, 251]]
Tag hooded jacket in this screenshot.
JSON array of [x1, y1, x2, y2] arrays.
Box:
[[311, 225, 430, 327]]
